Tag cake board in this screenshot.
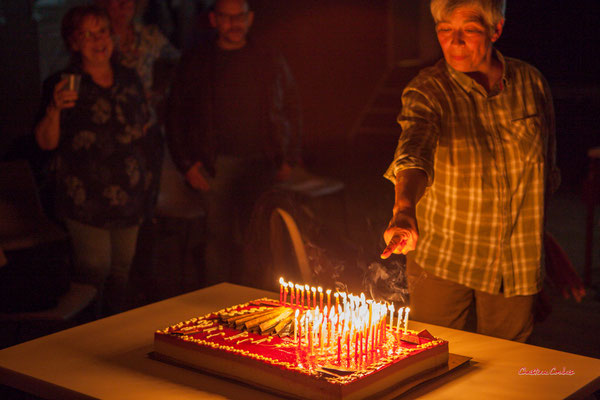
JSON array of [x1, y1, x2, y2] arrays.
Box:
[[149, 351, 471, 400]]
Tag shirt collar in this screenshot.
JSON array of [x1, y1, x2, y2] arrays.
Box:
[[445, 49, 510, 96]]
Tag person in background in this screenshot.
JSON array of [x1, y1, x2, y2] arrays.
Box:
[[34, 5, 161, 315], [166, 0, 302, 287], [95, 0, 180, 119], [96, 0, 181, 217], [381, 0, 560, 342]]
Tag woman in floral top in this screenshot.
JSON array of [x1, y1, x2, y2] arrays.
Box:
[[35, 5, 160, 314]]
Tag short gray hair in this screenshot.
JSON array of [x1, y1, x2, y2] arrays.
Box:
[[430, 0, 506, 30]]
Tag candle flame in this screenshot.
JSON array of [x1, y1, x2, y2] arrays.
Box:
[[326, 289, 331, 295], [317, 286, 323, 293], [279, 277, 284, 285]]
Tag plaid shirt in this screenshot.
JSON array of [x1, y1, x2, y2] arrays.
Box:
[[384, 51, 559, 297]]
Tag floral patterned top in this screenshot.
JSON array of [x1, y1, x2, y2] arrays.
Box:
[[44, 63, 161, 228], [114, 22, 180, 97]]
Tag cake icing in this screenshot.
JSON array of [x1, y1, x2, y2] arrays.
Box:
[[154, 298, 449, 399]]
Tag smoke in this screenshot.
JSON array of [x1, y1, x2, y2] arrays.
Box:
[[244, 188, 409, 306]]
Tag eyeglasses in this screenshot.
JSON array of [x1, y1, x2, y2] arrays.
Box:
[[78, 27, 111, 42], [214, 11, 249, 24]]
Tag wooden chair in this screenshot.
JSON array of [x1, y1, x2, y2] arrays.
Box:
[[0, 160, 97, 347], [270, 207, 312, 285]]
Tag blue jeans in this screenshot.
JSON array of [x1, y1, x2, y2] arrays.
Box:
[[65, 219, 140, 314]]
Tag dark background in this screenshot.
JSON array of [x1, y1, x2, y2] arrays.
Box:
[[2, 1, 598, 188]]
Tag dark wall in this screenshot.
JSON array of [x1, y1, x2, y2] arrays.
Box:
[[2, 0, 597, 184], [0, 1, 40, 158], [248, 0, 600, 179], [498, 1, 600, 190], [249, 0, 388, 163]]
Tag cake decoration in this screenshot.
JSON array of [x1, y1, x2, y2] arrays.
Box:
[[154, 278, 450, 399]]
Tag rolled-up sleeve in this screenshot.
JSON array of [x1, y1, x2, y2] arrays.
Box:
[[384, 88, 440, 186]]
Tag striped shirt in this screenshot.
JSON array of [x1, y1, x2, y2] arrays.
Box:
[[384, 50, 559, 297]]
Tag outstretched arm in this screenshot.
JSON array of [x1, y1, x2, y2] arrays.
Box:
[[381, 168, 427, 259]]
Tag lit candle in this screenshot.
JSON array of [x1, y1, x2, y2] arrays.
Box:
[[326, 289, 332, 310], [279, 277, 284, 304], [363, 327, 368, 358], [346, 331, 351, 364], [307, 322, 314, 354], [340, 292, 347, 311], [311, 287, 316, 308], [283, 282, 288, 305], [355, 331, 364, 362], [320, 316, 325, 353], [388, 303, 395, 331], [305, 284, 311, 307], [330, 314, 337, 347], [299, 315, 304, 350], [288, 281, 295, 306], [318, 287, 323, 309], [294, 309, 299, 342], [334, 292, 339, 309], [337, 332, 342, 364], [403, 307, 410, 335], [371, 325, 376, 354], [300, 285, 305, 307], [396, 307, 403, 332], [305, 312, 309, 344], [295, 284, 302, 307]]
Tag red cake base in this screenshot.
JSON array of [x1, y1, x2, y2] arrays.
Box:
[[154, 298, 449, 400]]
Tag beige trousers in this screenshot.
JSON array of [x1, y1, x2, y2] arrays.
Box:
[[407, 257, 534, 343]]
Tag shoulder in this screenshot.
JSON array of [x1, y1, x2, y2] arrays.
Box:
[[504, 56, 542, 75], [406, 60, 449, 92], [136, 22, 168, 44], [402, 59, 450, 107], [504, 56, 549, 90]]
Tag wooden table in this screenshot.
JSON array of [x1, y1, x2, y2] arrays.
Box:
[[1, 283, 599, 399]]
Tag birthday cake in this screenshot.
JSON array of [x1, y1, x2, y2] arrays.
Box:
[[154, 288, 449, 400]]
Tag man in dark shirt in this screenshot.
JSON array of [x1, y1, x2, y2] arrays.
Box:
[[167, 0, 302, 286]]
